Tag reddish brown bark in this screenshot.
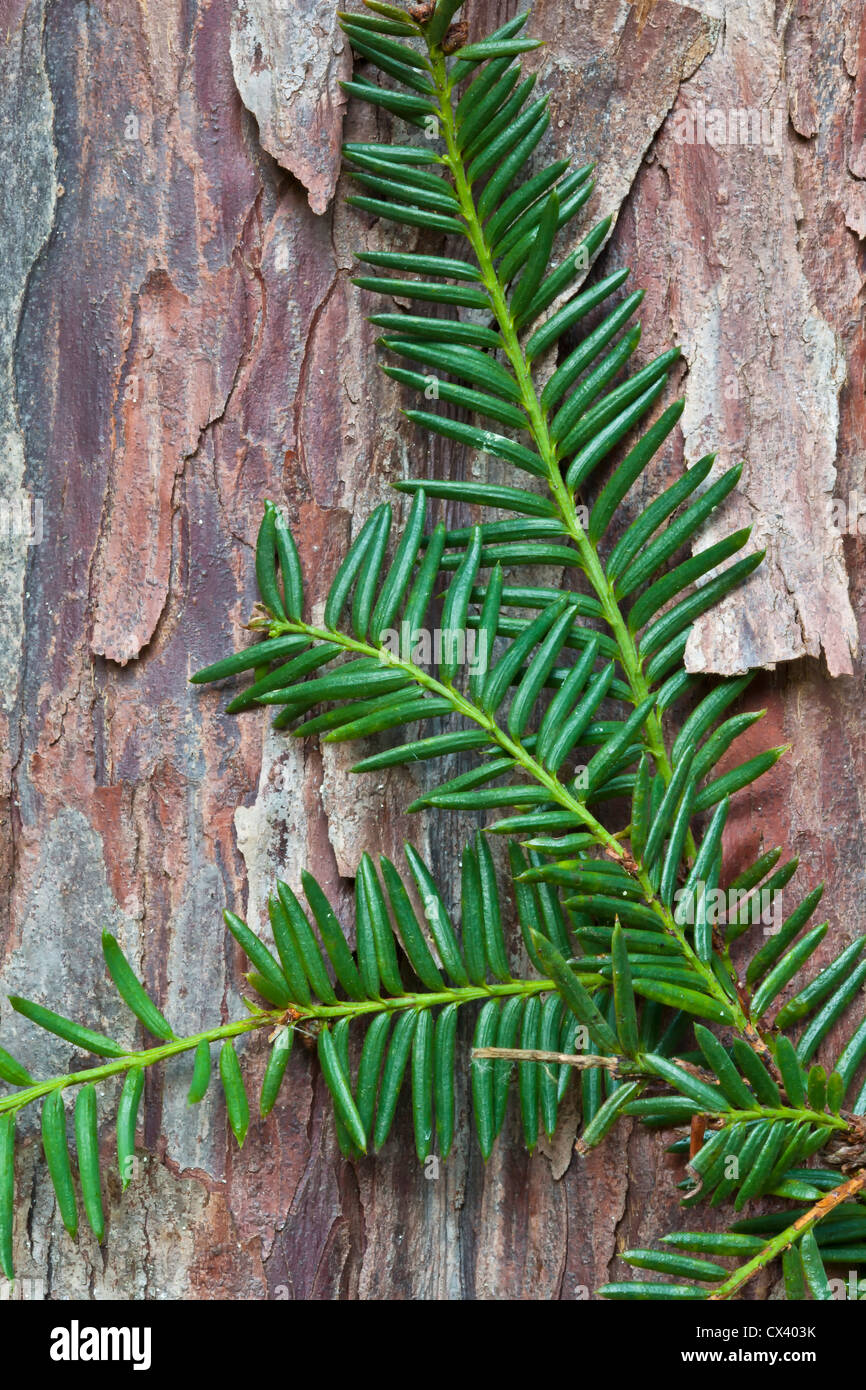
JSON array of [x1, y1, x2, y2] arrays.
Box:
[[0, 0, 864, 1299]]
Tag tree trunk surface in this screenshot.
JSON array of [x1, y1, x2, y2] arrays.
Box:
[[0, 0, 864, 1299]]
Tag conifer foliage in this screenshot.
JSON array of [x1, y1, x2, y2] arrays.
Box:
[[2, 0, 864, 1300]]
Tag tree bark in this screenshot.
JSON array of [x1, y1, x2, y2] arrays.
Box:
[[0, 0, 864, 1299]]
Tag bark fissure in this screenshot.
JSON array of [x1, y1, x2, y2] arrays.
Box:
[[0, 0, 864, 1298]]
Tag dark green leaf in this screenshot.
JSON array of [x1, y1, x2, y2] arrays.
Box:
[[267, 895, 312, 1006], [749, 923, 829, 1019], [477, 109, 550, 221], [589, 402, 684, 544], [0, 1047, 32, 1088], [541, 662, 615, 773], [440, 525, 481, 681], [405, 410, 544, 476], [223, 911, 292, 1009], [325, 504, 389, 631], [467, 93, 546, 183], [485, 158, 571, 246], [579, 1081, 643, 1152], [472, 1000, 499, 1159], [632, 982, 734, 1026], [380, 854, 445, 991], [352, 503, 391, 640], [616, 463, 743, 598], [519, 215, 613, 325], [611, 923, 639, 1056], [373, 313, 499, 348], [276, 880, 338, 1005], [598, 1282, 709, 1301], [508, 603, 578, 739], [325, 694, 452, 744], [385, 370, 526, 428], [796, 961, 866, 1066], [526, 268, 630, 362], [629, 529, 752, 634], [731, 1039, 780, 1107], [356, 1013, 391, 1139], [493, 994, 524, 1136], [518, 995, 541, 1151], [0, 1114, 13, 1278], [641, 1053, 731, 1112], [745, 885, 825, 988], [456, 60, 523, 147], [340, 79, 437, 128], [273, 509, 303, 620], [188, 1040, 211, 1105], [775, 1036, 807, 1107], [371, 488, 427, 638], [346, 50, 432, 99], [476, 832, 510, 981], [403, 522, 447, 637], [220, 1041, 250, 1147], [433, 1004, 458, 1159], [382, 336, 520, 398], [226, 643, 340, 715], [482, 599, 570, 714], [117, 1066, 144, 1189], [693, 1025, 755, 1109], [374, 1009, 417, 1150], [356, 249, 480, 279], [190, 633, 310, 685], [74, 1085, 105, 1241], [799, 1231, 833, 1300], [318, 1027, 366, 1152], [541, 290, 644, 410], [9, 996, 127, 1059], [557, 351, 680, 459], [510, 190, 558, 322], [457, 38, 542, 60], [338, 11, 419, 38], [692, 745, 786, 816], [460, 845, 487, 986], [497, 171, 594, 275], [584, 694, 656, 792], [775, 937, 866, 1030], [411, 1010, 435, 1161], [42, 1091, 77, 1237], [359, 856, 405, 997], [405, 844, 469, 985], [640, 550, 765, 658], [255, 502, 287, 620], [621, 1248, 727, 1282], [531, 931, 619, 1053], [302, 871, 367, 1000]]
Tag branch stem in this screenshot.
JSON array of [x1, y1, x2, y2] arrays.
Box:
[[266, 593, 747, 1031], [708, 1170, 866, 1301], [427, 48, 682, 810], [0, 978, 555, 1117]]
